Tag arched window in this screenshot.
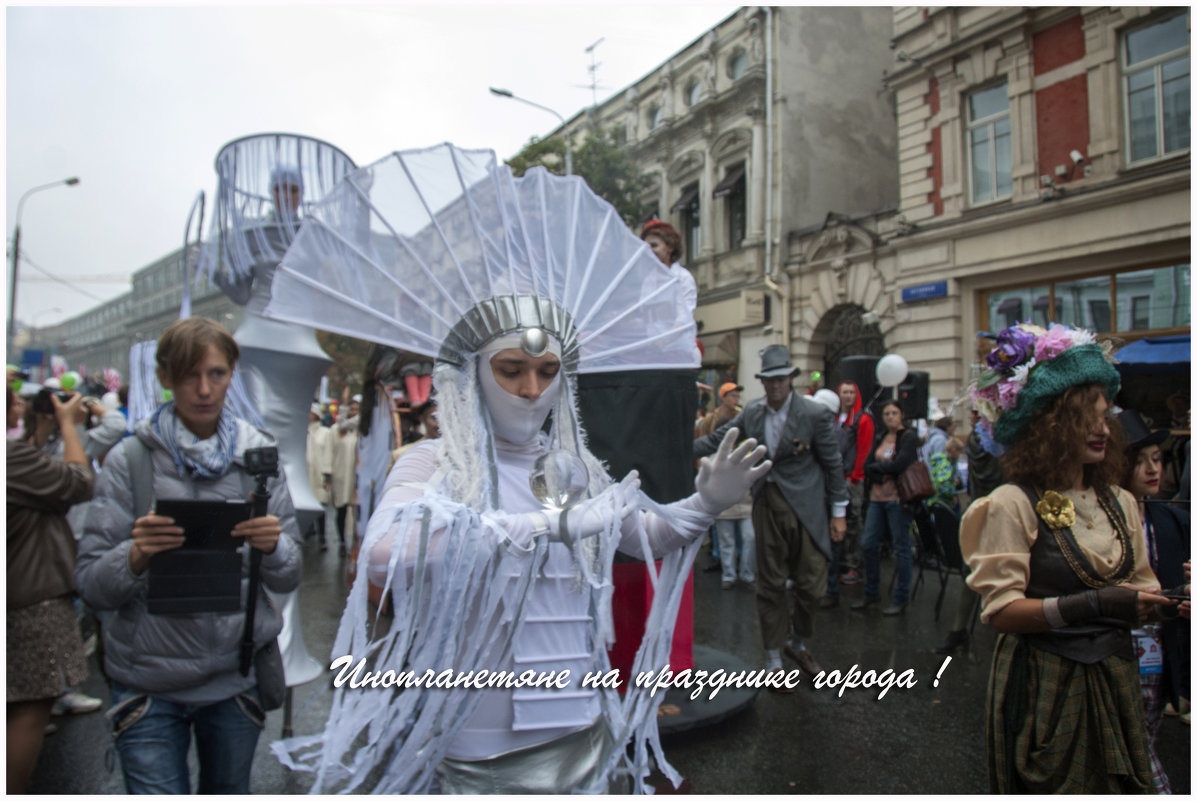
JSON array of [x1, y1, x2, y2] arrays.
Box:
[[646, 104, 662, 130], [684, 78, 703, 108], [727, 48, 748, 80]]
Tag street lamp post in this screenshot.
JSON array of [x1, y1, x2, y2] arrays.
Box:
[[9, 176, 81, 349], [489, 87, 572, 176]]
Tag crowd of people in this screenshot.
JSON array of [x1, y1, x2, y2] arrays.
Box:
[[7, 143, 1190, 795], [690, 325, 1191, 793]]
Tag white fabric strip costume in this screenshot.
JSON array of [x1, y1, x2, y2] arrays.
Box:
[[266, 143, 766, 794]]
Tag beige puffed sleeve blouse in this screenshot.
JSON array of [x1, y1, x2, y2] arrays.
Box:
[[960, 483, 1159, 623]]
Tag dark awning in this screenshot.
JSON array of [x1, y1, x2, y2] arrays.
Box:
[[670, 184, 699, 213], [711, 164, 746, 198], [996, 298, 1022, 315]]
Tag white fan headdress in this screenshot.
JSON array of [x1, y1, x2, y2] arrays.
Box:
[[262, 142, 698, 373]]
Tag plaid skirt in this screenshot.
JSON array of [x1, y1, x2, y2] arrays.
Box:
[[7, 595, 88, 703], [987, 632, 1153, 794]]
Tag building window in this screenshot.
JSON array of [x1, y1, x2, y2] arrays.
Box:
[[1117, 264, 1191, 330], [1086, 298, 1112, 333], [727, 48, 747, 80], [1123, 12, 1190, 164], [712, 162, 746, 249], [966, 83, 1012, 205], [983, 264, 1191, 335], [1057, 275, 1112, 333], [1130, 296, 1151, 330], [684, 78, 703, 108], [671, 181, 701, 262], [646, 104, 662, 131]]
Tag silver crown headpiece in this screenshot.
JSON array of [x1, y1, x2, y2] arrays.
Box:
[[437, 294, 579, 371]]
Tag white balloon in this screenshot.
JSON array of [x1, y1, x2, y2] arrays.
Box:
[[876, 354, 909, 388], [812, 388, 840, 414]]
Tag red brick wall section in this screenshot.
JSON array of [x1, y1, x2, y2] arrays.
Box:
[[925, 76, 942, 216], [1035, 75, 1090, 181], [1033, 15, 1085, 76], [1033, 15, 1090, 183]]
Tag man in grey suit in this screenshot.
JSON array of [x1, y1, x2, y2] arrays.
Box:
[[694, 345, 847, 686]]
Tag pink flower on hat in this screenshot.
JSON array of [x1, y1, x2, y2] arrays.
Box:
[[1034, 324, 1093, 361]]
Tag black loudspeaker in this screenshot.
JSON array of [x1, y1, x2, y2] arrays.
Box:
[[838, 355, 891, 418], [898, 370, 930, 420]]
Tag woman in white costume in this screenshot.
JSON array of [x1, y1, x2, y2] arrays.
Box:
[[267, 144, 771, 793]]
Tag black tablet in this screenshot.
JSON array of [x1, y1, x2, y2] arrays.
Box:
[[153, 498, 252, 551], [147, 499, 253, 615]]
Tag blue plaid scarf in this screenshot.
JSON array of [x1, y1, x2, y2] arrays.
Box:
[[150, 401, 239, 479]]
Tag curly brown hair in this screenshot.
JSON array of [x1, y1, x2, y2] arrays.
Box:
[[1000, 382, 1126, 492]]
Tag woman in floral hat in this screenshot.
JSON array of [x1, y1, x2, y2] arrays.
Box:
[[960, 323, 1178, 793]]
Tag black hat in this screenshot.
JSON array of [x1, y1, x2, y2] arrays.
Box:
[[1117, 409, 1169, 451], [755, 344, 800, 379]]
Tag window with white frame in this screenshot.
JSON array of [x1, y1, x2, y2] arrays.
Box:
[[685, 78, 703, 108], [1123, 12, 1190, 164], [967, 83, 1012, 205]]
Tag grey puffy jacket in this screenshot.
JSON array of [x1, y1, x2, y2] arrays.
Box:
[[75, 417, 302, 704]]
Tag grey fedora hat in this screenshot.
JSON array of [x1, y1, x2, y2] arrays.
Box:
[[755, 344, 800, 379]]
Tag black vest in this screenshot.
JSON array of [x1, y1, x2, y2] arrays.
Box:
[[1019, 485, 1136, 664]]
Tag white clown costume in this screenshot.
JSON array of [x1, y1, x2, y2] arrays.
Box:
[[266, 144, 770, 793]]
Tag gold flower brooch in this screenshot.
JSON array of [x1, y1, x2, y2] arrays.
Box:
[[1035, 490, 1076, 531]]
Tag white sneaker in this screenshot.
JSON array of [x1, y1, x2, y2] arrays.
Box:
[[52, 690, 102, 716]]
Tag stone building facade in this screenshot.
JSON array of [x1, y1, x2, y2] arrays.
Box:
[[557, 6, 899, 398], [788, 6, 1189, 420], [36, 245, 242, 381]]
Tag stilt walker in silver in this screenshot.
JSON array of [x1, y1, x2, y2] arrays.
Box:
[[198, 133, 356, 529], [198, 133, 357, 713], [266, 143, 772, 793]]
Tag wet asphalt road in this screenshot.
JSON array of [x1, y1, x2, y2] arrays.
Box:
[[30, 527, 1191, 794]]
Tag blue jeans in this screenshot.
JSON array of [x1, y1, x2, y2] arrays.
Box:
[[109, 680, 264, 794], [861, 500, 913, 605], [715, 517, 755, 583]]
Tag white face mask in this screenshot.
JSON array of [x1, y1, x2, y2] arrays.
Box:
[[477, 351, 563, 445]]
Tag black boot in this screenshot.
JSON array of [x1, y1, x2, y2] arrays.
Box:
[[934, 629, 969, 655]]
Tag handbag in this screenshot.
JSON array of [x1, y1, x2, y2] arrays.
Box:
[[897, 459, 934, 504], [253, 639, 286, 711]]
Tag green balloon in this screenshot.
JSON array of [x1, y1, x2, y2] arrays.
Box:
[[810, 370, 823, 382], [60, 371, 80, 391], [163, 389, 173, 402], [11, 379, 22, 393]]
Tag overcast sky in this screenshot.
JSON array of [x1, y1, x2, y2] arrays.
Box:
[[6, 3, 739, 330]]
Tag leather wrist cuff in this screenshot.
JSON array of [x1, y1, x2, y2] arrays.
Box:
[[1056, 586, 1138, 627]]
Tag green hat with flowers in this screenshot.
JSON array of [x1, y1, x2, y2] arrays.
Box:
[[970, 323, 1120, 451]]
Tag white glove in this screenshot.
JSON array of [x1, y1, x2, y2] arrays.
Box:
[[559, 470, 641, 546], [694, 427, 771, 515], [524, 470, 641, 547]]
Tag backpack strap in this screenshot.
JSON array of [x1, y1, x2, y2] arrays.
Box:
[[125, 437, 155, 518]]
